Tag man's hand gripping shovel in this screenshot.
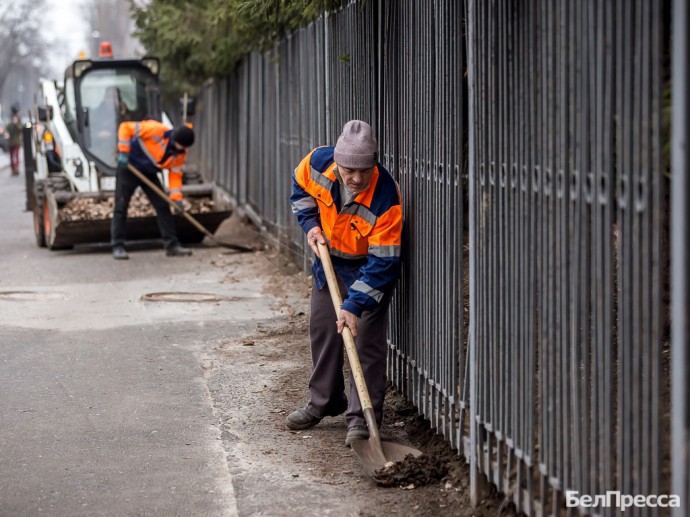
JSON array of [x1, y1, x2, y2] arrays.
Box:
[[316, 240, 422, 476]]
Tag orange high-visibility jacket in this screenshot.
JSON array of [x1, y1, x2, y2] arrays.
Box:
[[117, 120, 186, 201], [290, 146, 403, 316]]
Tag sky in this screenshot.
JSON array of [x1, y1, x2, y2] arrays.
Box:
[[43, 0, 143, 76], [45, 0, 90, 74]]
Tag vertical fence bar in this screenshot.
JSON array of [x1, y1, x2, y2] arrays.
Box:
[[672, 0, 690, 513], [466, 0, 479, 503]]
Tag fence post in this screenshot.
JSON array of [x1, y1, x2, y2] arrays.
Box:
[[671, 0, 690, 513], [323, 10, 332, 142], [466, 0, 484, 506]]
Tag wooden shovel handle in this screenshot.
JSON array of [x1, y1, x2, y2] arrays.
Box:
[[316, 241, 381, 440], [125, 163, 253, 253], [126, 163, 214, 240]]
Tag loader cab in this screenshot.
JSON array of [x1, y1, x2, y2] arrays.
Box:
[[62, 57, 162, 174]]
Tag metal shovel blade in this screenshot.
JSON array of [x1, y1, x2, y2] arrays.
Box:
[[351, 438, 424, 476], [211, 239, 254, 252]]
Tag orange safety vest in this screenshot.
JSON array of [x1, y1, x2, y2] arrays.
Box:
[[117, 120, 186, 200], [291, 146, 403, 316]]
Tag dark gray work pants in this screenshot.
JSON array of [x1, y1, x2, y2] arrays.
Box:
[[111, 165, 180, 250], [305, 277, 393, 429]]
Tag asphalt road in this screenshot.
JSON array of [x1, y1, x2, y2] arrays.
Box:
[[0, 160, 252, 516]]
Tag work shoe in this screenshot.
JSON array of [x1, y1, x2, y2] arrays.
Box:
[[345, 426, 370, 447], [285, 408, 321, 430], [166, 244, 192, 257], [112, 246, 129, 260]]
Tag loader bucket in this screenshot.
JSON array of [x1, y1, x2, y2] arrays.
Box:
[[39, 183, 232, 250]]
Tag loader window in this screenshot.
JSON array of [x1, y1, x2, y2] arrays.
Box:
[[78, 67, 159, 168], [62, 79, 78, 141]]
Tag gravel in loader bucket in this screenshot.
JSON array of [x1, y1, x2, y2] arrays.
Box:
[[59, 190, 217, 222]]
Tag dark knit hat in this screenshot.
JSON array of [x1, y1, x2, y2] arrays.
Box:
[[173, 125, 195, 147], [333, 120, 378, 170]]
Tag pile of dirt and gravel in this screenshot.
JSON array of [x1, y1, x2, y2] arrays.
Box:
[[373, 452, 449, 488]]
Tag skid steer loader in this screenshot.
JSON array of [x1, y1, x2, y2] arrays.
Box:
[[25, 46, 231, 250]]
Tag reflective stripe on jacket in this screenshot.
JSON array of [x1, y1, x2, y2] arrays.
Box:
[[117, 120, 186, 200], [290, 146, 403, 316]]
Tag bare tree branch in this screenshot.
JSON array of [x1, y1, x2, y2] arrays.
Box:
[[0, 0, 49, 105]]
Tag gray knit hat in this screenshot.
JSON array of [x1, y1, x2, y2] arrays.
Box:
[[333, 120, 378, 170]]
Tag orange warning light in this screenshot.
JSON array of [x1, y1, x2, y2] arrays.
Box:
[[99, 42, 113, 58]]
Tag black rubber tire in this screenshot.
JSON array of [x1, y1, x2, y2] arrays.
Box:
[[42, 176, 75, 250]]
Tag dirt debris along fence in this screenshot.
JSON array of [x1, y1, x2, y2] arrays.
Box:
[[190, 0, 685, 514]]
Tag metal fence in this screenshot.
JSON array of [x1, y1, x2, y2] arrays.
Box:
[[467, 0, 672, 514], [193, 5, 378, 271], [191, 0, 679, 514], [378, 0, 467, 452]]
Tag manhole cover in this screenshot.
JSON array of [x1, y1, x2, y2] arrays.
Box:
[[0, 291, 68, 301], [140, 292, 238, 303]]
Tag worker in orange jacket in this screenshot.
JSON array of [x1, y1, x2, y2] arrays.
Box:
[[286, 120, 403, 447], [111, 120, 195, 260]]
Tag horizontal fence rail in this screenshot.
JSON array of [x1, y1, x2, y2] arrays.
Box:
[[191, 0, 678, 514]]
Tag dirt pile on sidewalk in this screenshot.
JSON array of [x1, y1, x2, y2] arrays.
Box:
[[373, 453, 448, 487]]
